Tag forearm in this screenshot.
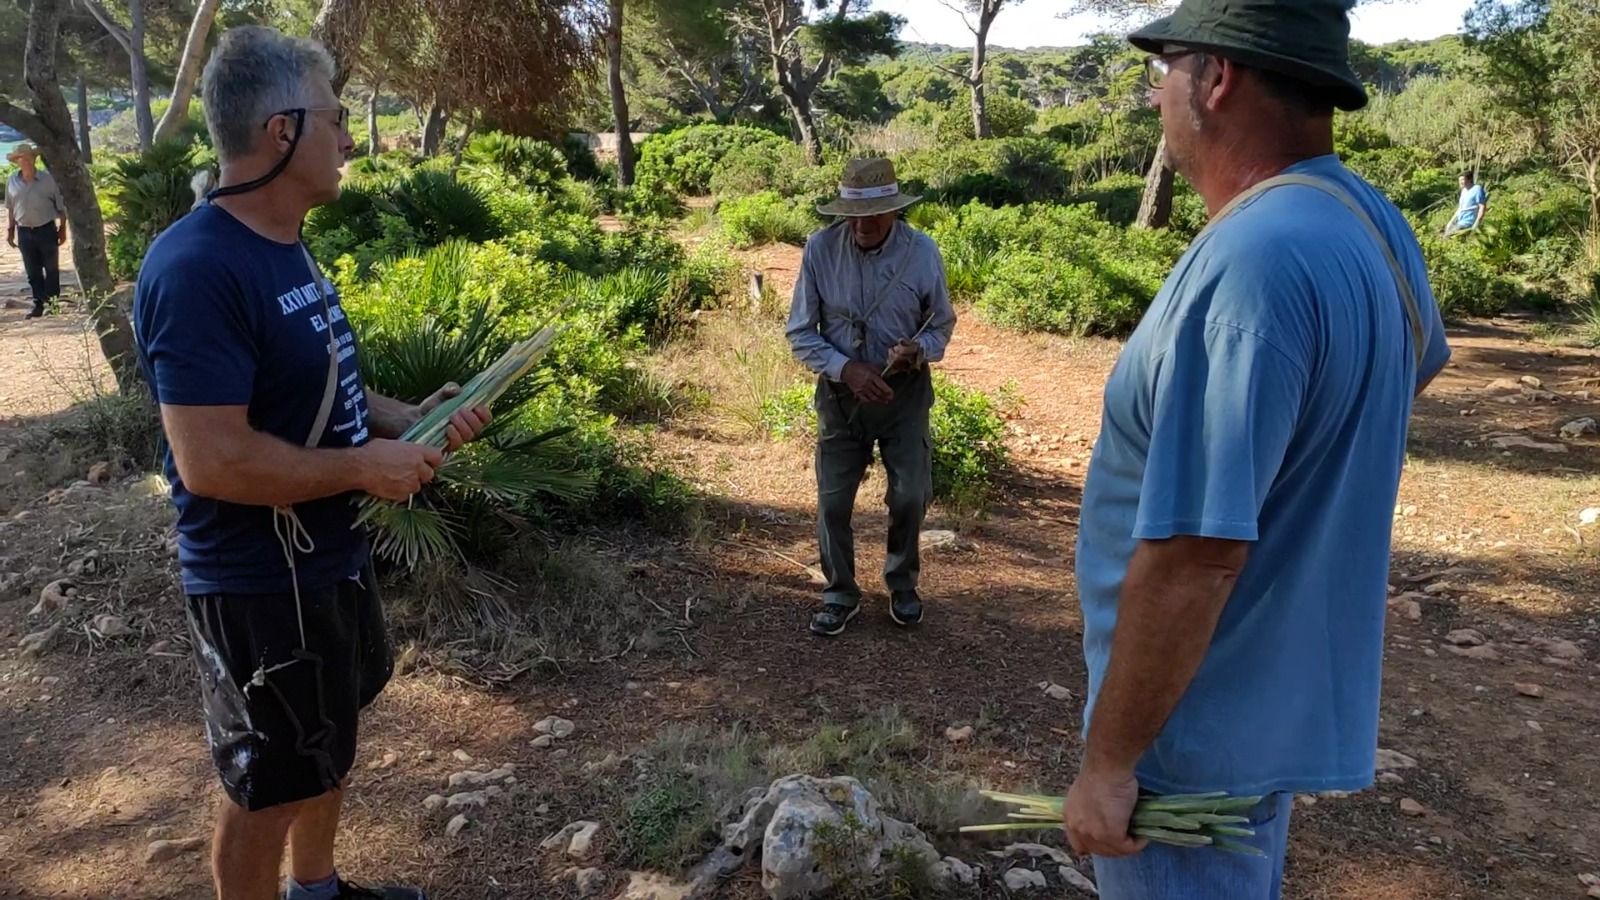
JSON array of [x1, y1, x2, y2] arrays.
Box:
[[1083, 537, 1245, 774], [169, 419, 370, 507], [917, 296, 957, 364], [366, 391, 420, 439]]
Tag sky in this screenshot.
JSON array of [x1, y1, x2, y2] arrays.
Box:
[[869, 0, 1477, 50]]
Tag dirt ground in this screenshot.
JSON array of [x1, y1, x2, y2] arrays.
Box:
[[0, 237, 1597, 900]]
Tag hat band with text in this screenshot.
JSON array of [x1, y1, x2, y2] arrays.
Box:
[[838, 182, 899, 200]]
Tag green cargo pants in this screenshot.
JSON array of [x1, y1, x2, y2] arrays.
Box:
[[813, 366, 934, 608]]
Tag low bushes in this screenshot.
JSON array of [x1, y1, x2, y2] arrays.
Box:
[[635, 124, 790, 196], [719, 191, 819, 248]]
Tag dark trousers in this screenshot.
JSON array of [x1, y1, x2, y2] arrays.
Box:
[[17, 223, 61, 306], [813, 366, 934, 607]]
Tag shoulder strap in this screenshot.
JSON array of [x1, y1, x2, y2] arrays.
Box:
[[1204, 173, 1425, 368], [298, 243, 342, 449]]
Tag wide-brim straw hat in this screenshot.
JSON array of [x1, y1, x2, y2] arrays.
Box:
[[6, 142, 40, 163], [816, 158, 921, 218], [1129, 0, 1369, 111]]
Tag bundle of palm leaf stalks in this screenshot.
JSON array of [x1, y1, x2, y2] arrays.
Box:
[[960, 790, 1265, 856], [396, 325, 559, 448]]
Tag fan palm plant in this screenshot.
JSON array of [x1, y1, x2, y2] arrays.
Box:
[[348, 242, 593, 567], [100, 139, 214, 279]]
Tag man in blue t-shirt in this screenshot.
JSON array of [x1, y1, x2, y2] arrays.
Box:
[[1064, 0, 1450, 896], [133, 27, 489, 900], [1444, 171, 1488, 236]]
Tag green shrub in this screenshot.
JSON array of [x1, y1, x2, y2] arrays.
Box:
[[98, 140, 213, 280], [896, 138, 1070, 207], [719, 191, 819, 248], [934, 92, 1038, 142], [461, 131, 568, 192], [562, 134, 604, 182], [306, 168, 505, 272], [1074, 173, 1146, 227], [635, 124, 789, 196], [928, 373, 1009, 515], [1418, 233, 1521, 318]]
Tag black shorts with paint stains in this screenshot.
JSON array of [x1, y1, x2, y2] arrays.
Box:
[[185, 564, 392, 811]]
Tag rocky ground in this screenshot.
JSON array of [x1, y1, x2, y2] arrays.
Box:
[[1, 240, 1598, 899]]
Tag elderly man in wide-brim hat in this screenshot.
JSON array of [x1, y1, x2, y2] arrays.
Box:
[[785, 157, 957, 637], [1063, 0, 1451, 893], [5, 142, 67, 319]]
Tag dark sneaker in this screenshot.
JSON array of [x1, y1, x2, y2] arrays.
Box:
[[335, 880, 427, 900], [809, 602, 860, 636], [889, 590, 923, 627], [26, 303, 43, 319]]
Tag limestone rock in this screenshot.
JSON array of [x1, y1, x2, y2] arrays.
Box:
[[422, 794, 446, 812], [1488, 435, 1567, 454], [1004, 868, 1048, 891], [1560, 417, 1598, 439], [568, 821, 601, 859], [1038, 681, 1073, 701], [30, 579, 74, 617], [611, 871, 696, 900], [1445, 628, 1485, 647], [1447, 643, 1500, 660], [1399, 798, 1428, 817], [447, 764, 516, 789], [534, 716, 577, 738], [944, 725, 974, 743], [1058, 864, 1099, 895], [1375, 749, 1419, 771], [18, 621, 63, 657], [1513, 682, 1544, 698], [1538, 638, 1583, 660], [445, 814, 470, 837], [568, 867, 607, 897], [144, 837, 204, 865], [92, 614, 133, 638], [943, 857, 975, 886]]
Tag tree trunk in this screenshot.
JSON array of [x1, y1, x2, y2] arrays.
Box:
[[606, 0, 635, 187], [421, 102, 448, 156], [1, 0, 136, 390], [76, 76, 92, 164], [310, 0, 372, 95], [1135, 135, 1175, 229], [366, 85, 381, 157], [970, 14, 992, 139], [153, 0, 222, 144], [785, 92, 823, 164], [129, 0, 153, 151]]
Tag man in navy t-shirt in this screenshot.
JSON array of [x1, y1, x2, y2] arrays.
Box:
[[133, 27, 488, 900]]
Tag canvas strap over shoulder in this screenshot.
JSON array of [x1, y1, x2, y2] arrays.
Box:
[[1203, 173, 1426, 368], [298, 242, 341, 449]]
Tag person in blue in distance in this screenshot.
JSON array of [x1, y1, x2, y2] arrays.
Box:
[[1062, 0, 1452, 896], [1444, 171, 1488, 236], [133, 26, 492, 900]]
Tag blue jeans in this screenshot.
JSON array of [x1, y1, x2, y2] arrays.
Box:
[[1093, 793, 1292, 900]]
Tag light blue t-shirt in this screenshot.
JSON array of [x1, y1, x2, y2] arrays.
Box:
[[1455, 184, 1487, 227], [1076, 155, 1451, 797]]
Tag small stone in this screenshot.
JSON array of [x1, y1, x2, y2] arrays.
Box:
[[417, 750, 436, 761], [582, 753, 625, 775], [530, 734, 556, 749], [1378, 772, 1405, 784], [1375, 748, 1419, 770], [445, 814, 470, 837], [92, 614, 133, 638], [422, 794, 446, 812], [1448, 644, 1500, 660], [40, 676, 60, 686], [18, 621, 63, 657], [444, 790, 493, 810], [1514, 682, 1544, 698], [367, 751, 399, 770], [1560, 417, 1598, 439], [1488, 435, 1567, 453], [943, 857, 976, 886], [1295, 794, 1318, 808], [945, 725, 975, 743], [1518, 375, 1545, 389], [1445, 628, 1486, 647], [30, 579, 75, 617], [1399, 798, 1428, 817], [144, 837, 204, 864], [534, 716, 576, 738], [570, 867, 606, 897], [452, 749, 473, 763], [1539, 638, 1583, 660], [921, 529, 968, 552], [1038, 681, 1072, 701], [1526, 720, 1543, 732], [1388, 598, 1423, 621], [567, 821, 601, 858], [1580, 508, 1600, 527], [1058, 865, 1098, 894], [1580, 872, 1600, 887], [1587, 886, 1600, 900], [1319, 790, 1351, 800], [1003, 868, 1048, 891], [147, 641, 172, 655]]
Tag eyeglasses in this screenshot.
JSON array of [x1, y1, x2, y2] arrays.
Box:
[[1145, 51, 1200, 89], [265, 106, 350, 132]]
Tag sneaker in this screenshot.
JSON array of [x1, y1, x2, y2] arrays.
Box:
[[809, 601, 860, 637], [889, 590, 923, 627], [335, 880, 427, 900], [26, 303, 43, 319]]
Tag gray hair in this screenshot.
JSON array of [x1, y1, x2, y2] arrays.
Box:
[[201, 26, 335, 162]]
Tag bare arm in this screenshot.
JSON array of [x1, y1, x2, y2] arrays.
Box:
[[1064, 535, 1248, 857], [161, 404, 441, 506], [366, 391, 420, 440]]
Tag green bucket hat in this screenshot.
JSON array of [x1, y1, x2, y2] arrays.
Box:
[[1129, 0, 1368, 111]]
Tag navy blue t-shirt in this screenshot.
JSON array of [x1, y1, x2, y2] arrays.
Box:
[[133, 203, 372, 595]]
